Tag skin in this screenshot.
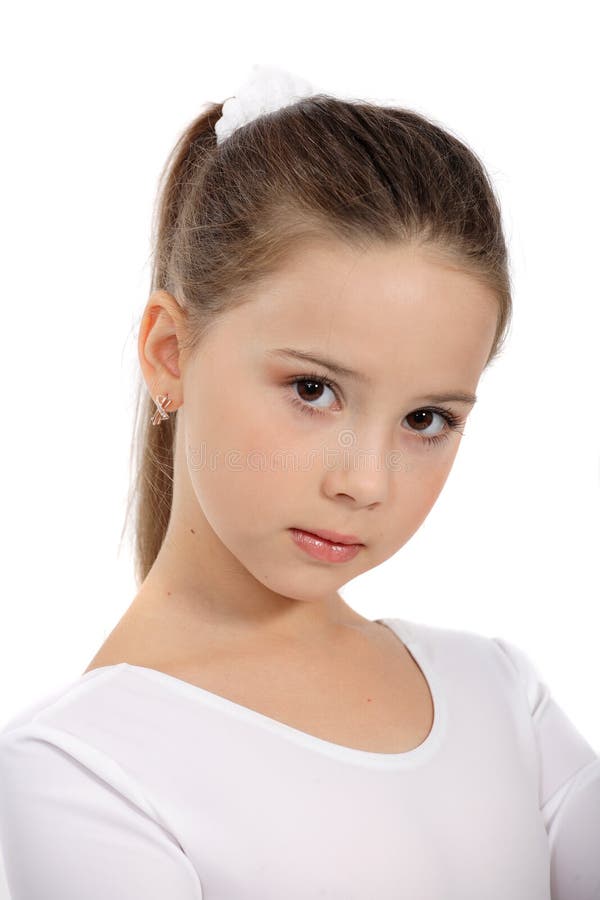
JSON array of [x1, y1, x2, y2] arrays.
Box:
[[132, 238, 498, 658]]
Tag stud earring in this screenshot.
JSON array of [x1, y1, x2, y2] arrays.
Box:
[[150, 393, 174, 426]]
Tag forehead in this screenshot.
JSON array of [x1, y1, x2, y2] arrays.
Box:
[[216, 239, 498, 382]]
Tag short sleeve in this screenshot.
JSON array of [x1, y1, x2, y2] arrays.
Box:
[[0, 722, 203, 900], [493, 637, 600, 900]]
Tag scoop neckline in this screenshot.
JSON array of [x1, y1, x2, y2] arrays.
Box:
[[81, 616, 447, 769]]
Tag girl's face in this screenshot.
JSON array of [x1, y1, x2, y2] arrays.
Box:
[[142, 238, 498, 630]]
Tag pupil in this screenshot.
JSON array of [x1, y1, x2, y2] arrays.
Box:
[[410, 410, 432, 430], [300, 380, 322, 399]]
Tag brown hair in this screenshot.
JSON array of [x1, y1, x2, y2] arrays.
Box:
[[122, 92, 513, 587]]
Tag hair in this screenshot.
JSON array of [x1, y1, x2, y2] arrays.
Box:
[[121, 91, 513, 587]]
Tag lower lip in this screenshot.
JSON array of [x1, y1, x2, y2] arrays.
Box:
[[289, 528, 363, 563]]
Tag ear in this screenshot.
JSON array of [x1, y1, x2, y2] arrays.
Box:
[[138, 290, 187, 407]]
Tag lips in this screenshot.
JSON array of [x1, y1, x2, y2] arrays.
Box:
[[289, 529, 364, 563], [294, 527, 363, 546]]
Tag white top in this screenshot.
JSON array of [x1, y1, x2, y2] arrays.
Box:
[[0, 617, 598, 900]]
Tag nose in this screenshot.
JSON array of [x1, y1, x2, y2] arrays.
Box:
[[320, 427, 401, 507]]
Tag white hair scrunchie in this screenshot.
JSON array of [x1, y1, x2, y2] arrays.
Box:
[[214, 63, 319, 146]]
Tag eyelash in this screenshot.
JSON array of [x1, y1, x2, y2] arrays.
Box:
[[286, 372, 466, 448]]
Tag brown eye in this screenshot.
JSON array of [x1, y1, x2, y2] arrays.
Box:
[[291, 377, 338, 414], [402, 407, 466, 447], [405, 410, 436, 432], [296, 380, 326, 403]]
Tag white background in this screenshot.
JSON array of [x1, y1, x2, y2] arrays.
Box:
[[0, 0, 597, 811]]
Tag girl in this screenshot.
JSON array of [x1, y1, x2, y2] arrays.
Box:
[[0, 64, 598, 899]]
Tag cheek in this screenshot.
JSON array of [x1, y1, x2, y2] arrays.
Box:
[[399, 452, 459, 526], [368, 448, 459, 549], [184, 387, 301, 518], [186, 372, 279, 459]]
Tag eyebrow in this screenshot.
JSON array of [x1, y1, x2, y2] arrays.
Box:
[[266, 347, 478, 407]]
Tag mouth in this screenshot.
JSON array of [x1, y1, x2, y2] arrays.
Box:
[[289, 528, 364, 563], [290, 527, 364, 547]]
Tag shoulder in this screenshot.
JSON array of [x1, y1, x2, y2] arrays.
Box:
[[488, 635, 548, 716], [383, 615, 505, 660], [0, 671, 199, 900], [383, 616, 546, 709], [0, 668, 108, 740], [0, 665, 130, 755], [0, 665, 161, 819]]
